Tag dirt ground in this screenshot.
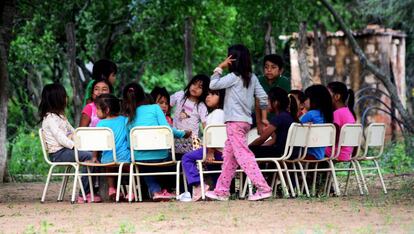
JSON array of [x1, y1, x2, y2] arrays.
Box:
[[0, 174, 413, 234]]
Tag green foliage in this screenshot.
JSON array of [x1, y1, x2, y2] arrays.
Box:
[[381, 138, 414, 174], [8, 128, 48, 180]]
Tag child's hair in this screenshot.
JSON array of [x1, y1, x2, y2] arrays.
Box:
[[150, 86, 170, 106], [304, 85, 333, 123], [289, 90, 307, 104], [38, 83, 68, 121], [92, 59, 118, 80], [121, 82, 146, 123], [90, 79, 114, 99], [327, 81, 356, 118], [263, 54, 284, 69], [95, 94, 121, 117], [207, 89, 226, 112], [228, 44, 252, 88], [268, 87, 299, 122], [183, 74, 210, 105]]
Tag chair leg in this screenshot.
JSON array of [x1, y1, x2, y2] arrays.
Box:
[[182, 166, 188, 193], [293, 163, 300, 196], [356, 160, 369, 195], [374, 159, 387, 194], [311, 163, 318, 196], [60, 166, 72, 201], [198, 161, 206, 200], [328, 160, 341, 196], [86, 167, 94, 202], [71, 166, 80, 204], [324, 172, 332, 197], [238, 172, 244, 198], [344, 163, 352, 196], [41, 165, 55, 203], [128, 164, 134, 202], [116, 163, 124, 202], [298, 162, 310, 197], [57, 166, 70, 202], [135, 165, 142, 202], [283, 162, 295, 197], [351, 161, 364, 196], [275, 161, 289, 198], [301, 162, 309, 195], [176, 162, 181, 199]]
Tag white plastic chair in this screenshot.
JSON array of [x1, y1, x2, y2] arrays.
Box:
[[354, 123, 387, 194], [328, 124, 364, 196], [128, 126, 181, 202], [39, 129, 85, 203], [73, 127, 130, 203]]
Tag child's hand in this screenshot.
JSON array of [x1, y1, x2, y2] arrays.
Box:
[[206, 151, 215, 163], [218, 55, 236, 69], [261, 119, 270, 128], [184, 130, 192, 138]]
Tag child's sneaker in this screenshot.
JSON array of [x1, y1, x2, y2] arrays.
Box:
[[205, 191, 229, 201], [247, 191, 272, 201], [152, 190, 174, 202], [86, 193, 102, 203], [108, 187, 117, 201], [192, 184, 210, 201]]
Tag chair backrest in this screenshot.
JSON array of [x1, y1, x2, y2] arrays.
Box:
[[302, 124, 336, 159], [129, 126, 174, 161], [362, 123, 386, 158], [335, 124, 363, 159], [282, 123, 310, 160], [38, 129, 53, 165], [74, 127, 116, 162], [202, 124, 227, 161]]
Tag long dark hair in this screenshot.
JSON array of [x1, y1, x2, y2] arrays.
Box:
[[95, 94, 121, 117], [207, 89, 226, 113], [90, 79, 114, 100], [92, 59, 117, 80], [121, 82, 146, 123], [304, 85, 333, 123], [268, 87, 299, 122], [183, 74, 210, 106], [38, 83, 68, 121], [151, 86, 170, 106], [228, 44, 252, 88], [327, 81, 356, 119]]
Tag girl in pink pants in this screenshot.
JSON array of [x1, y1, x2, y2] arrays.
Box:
[[206, 44, 272, 201]]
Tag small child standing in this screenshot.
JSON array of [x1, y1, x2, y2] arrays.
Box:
[[95, 94, 131, 200], [150, 86, 173, 126], [79, 79, 113, 127], [39, 83, 101, 203], [206, 44, 272, 201], [170, 75, 209, 154], [182, 89, 225, 201], [300, 85, 334, 160], [83, 59, 117, 106], [249, 87, 298, 157], [326, 81, 356, 161]]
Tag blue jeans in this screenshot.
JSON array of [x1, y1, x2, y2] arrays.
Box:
[[50, 148, 93, 194], [137, 156, 172, 196]]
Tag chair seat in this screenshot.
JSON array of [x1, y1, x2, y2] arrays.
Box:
[[133, 161, 177, 167], [78, 162, 125, 167]]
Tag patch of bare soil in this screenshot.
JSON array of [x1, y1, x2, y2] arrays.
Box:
[[0, 174, 413, 233]]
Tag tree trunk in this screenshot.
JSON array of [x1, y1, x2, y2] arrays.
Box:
[[320, 0, 414, 134], [298, 22, 313, 89], [184, 17, 193, 82], [65, 22, 83, 125], [265, 21, 276, 55], [313, 22, 328, 85], [0, 0, 17, 182]]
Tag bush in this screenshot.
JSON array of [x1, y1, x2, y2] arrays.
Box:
[[381, 138, 414, 174], [8, 128, 49, 181]]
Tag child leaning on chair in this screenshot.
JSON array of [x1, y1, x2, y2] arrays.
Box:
[[39, 54, 356, 202]]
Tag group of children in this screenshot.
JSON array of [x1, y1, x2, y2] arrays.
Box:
[[39, 44, 356, 203]]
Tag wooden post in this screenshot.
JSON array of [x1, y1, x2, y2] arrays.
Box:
[[184, 17, 193, 82]]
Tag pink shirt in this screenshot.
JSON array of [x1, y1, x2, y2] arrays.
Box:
[[81, 102, 100, 127], [326, 107, 356, 161]]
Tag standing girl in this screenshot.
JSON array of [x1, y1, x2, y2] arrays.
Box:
[[170, 74, 209, 154], [79, 79, 113, 127], [95, 94, 131, 199], [326, 81, 356, 161], [249, 87, 298, 157], [123, 82, 190, 201], [182, 89, 225, 201], [300, 84, 334, 160], [206, 44, 272, 201], [39, 83, 101, 203]]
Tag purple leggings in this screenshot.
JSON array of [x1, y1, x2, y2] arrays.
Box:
[[214, 122, 271, 196], [182, 148, 222, 186]]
